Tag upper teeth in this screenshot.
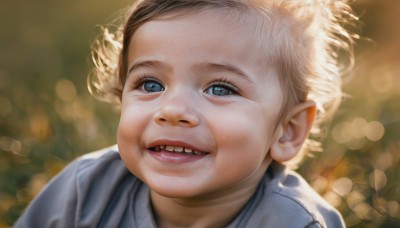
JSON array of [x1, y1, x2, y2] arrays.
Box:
[[158, 145, 201, 154]]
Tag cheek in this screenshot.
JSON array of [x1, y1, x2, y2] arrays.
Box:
[[119, 99, 154, 135], [118, 111, 139, 143], [203, 107, 275, 188], [117, 101, 153, 161], [117, 103, 151, 180], [209, 104, 276, 162]]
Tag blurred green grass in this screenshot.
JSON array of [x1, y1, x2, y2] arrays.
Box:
[[0, 0, 399, 227]]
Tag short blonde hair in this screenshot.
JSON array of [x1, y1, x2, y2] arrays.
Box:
[[88, 0, 358, 166]]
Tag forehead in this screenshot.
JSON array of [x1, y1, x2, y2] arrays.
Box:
[[127, 8, 274, 74]]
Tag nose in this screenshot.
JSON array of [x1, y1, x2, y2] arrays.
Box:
[[153, 96, 200, 127]]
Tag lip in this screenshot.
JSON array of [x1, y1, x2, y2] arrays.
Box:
[[146, 139, 209, 164]]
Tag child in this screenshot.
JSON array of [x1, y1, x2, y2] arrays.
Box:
[[16, 0, 357, 227]]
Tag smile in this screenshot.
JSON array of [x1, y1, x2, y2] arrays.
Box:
[[149, 145, 208, 155]]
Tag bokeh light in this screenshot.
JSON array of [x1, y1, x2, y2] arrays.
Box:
[[365, 121, 385, 141], [55, 79, 77, 102]]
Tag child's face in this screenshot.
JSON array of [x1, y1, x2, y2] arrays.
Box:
[[117, 10, 284, 198]]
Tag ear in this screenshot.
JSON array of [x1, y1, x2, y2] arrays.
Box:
[[270, 101, 316, 162]]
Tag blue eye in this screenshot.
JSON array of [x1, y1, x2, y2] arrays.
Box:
[[142, 80, 164, 93], [205, 85, 235, 96]]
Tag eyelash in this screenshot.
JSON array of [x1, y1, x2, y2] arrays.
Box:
[[129, 75, 162, 90], [128, 75, 240, 95], [207, 77, 240, 95]]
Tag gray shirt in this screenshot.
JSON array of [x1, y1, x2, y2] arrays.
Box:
[[15, 146, 345, 228]]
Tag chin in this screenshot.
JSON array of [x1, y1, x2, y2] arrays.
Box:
[[146, 178, 208, 199], [153, 188, 195, 199]]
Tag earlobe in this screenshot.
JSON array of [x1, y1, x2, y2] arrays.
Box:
[[270, 101, 316, 162]]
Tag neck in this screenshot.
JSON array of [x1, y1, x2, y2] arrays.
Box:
[[150, 161, 270, 228]]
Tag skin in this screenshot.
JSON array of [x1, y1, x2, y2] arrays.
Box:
[[117, 9, 316, 228]]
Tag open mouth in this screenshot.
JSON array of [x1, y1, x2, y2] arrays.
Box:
[[148, 145, 208, 155]]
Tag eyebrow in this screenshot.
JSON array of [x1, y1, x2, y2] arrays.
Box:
[[194, 63, 254, 83], [127, 60, 173, 75], [128, 60, 254, 83]]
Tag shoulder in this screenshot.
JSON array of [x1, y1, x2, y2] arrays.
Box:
[[74, 145, 127, 180], [250, 162, 345, 228], [53, 145, 129, 193], [15, 145, 141, 227]]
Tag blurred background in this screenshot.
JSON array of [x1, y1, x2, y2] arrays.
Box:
[[0, 0, 399, 227]]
